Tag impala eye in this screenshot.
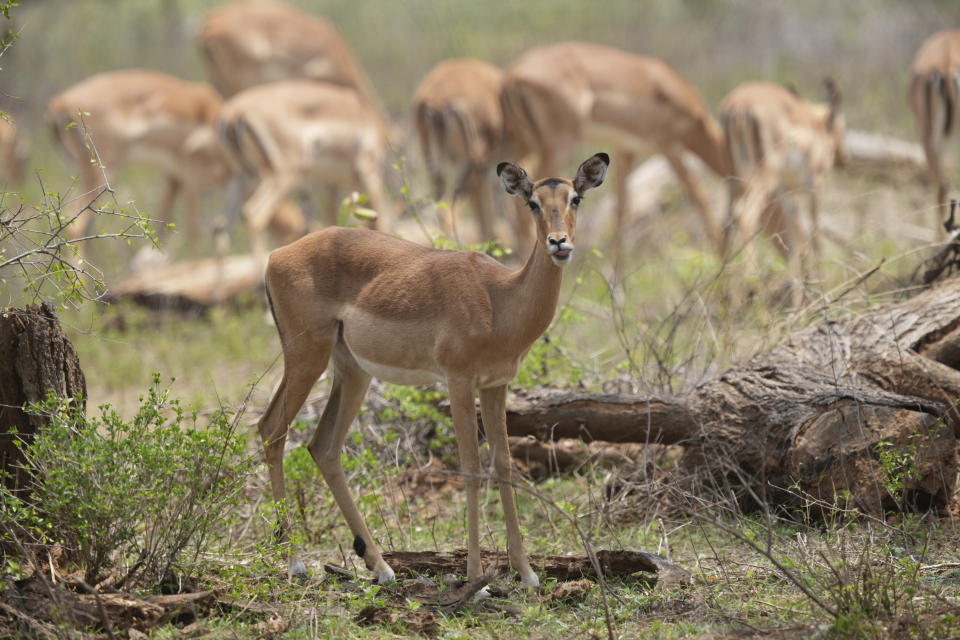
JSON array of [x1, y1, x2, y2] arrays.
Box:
[[527, 201, 541, 213], [571, 195, 582, 207]]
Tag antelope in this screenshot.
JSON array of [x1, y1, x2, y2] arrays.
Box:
[[501, 41, 728, 256], [257, 152, 609, 589], [0, 116, 28, 187], [47, 69, 231, 248], [412, 58, 511, 243], [197, 0, 387, 121], [909, 29, 960, 231], [720, 80, 845, 302], [216, 80, 389, 261]]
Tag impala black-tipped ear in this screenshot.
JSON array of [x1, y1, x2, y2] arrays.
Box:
[[824, 77, 842, 130], [574, 153, 609, 194], [497, 161, 533, 199]]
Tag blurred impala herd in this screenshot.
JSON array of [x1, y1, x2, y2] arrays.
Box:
[[10, 1, 960, 589], [0, 2, 948, 280]]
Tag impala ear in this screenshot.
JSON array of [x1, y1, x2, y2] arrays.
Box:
[[824, 77, 842, 130], [497, 161, 533, 199], [574, 153, 609, 194]]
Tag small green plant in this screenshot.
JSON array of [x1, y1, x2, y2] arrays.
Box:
[[0, 373, 254, 588], [873, 438, 920, 507]]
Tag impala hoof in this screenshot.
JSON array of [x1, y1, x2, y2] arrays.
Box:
[[375, 564, 395, 584], [521, 571, 540, 590]]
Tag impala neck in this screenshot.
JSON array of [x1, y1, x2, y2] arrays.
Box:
[[506, 238, 565, 345]]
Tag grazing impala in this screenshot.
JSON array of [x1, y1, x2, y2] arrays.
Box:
[[501, 42, 728, 255], [412, 58, 511, 243], [910, 29, 960, 230], [47, 69, 231, 247], [0, 117, 28, 186], [216, 80, 389, 261], [720, 80, 845, 302], [197, 1, 386, 120], [257, 153, 609, 588]]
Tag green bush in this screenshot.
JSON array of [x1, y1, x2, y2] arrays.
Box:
[[0, 373, 254, 588]]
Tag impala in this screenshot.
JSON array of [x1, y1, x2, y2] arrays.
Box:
[[197, 0, 386, 121], [910, 29, 960, 231], [412, 58, 512, 243], [257, 153, 609, 589], [216, 80, 389, 261], [720, 80, 845, 301], [501, 41, 727, 255], [47, 69, 231, 248], [0, 117, 27, 186]]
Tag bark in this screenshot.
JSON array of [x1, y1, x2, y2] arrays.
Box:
[[110, 254, 264, 311], [499, 276, 960, 514], [0, 304, 86, 491], [842, 129, 927, 180], [381, 548, 689, 583]]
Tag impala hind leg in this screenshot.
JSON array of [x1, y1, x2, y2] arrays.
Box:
[[257, 332, 332, 578], [480, 385, 538, 588], [665, 149, 723, 252], [305, 342, 393, 583]]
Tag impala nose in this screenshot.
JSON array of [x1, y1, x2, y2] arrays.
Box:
[[548, 235, 573, 262]]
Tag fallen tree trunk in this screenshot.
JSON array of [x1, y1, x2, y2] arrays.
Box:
[[496, 276, 960, 514], [381, 548, 689, 583]]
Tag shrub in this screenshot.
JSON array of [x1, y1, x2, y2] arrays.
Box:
[[0, 373, 254, 588]]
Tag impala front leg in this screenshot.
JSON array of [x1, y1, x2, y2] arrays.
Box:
[[447, 376, 483, 581], [480, 384, 538, 589]]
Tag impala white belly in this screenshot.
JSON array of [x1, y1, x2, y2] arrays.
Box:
[[352, 355, 445, 386]]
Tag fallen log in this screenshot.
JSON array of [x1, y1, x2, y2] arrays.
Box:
[[842, 129, 927, 179], [380, 548, 689, 584], [495, 275, 960, 514], [109, 254, 264, 311]]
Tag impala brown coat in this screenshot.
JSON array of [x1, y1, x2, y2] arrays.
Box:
[[257, 153, 609, 588], [412, 58, 508, 242], [216, 80, 389, 260], [47, 69, 231, 247], [501, 41, 727, 254], [720, 81, 844, 303], [910, 29, 960, 229]]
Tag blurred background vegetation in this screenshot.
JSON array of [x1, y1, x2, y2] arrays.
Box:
[[5, 0, 959, 138], [2, 0, 960, 414]]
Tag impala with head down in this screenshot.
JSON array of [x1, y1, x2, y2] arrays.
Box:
[[257, 153, 609, 589], [501, 42, 728, 257], [198, 0, 380, 107], [909, 29, 960, 231], [47, 69, 231, 252], [216, 80, 389, 261], [412, 58, 511, 243], [720, 80, 845, 303]]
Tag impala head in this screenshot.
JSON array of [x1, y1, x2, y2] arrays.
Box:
[[497, 153, 609, 266]]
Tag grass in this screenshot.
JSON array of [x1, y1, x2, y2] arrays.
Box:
[[2, 1, 960, 637]]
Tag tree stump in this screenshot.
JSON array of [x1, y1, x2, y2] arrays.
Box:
[[0, 303, 86, 491]]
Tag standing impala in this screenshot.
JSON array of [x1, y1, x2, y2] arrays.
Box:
[[197, 0, 388, 123], [501, 42, 727, 256], [910, 29, 960, 231], [47, 69, 231, 248], [216, 80, 389, 261], [412, 58, 511, 243], [720, 80, 845, 302], [257, 153, 609, 588], [0, 117, 28, 187]]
